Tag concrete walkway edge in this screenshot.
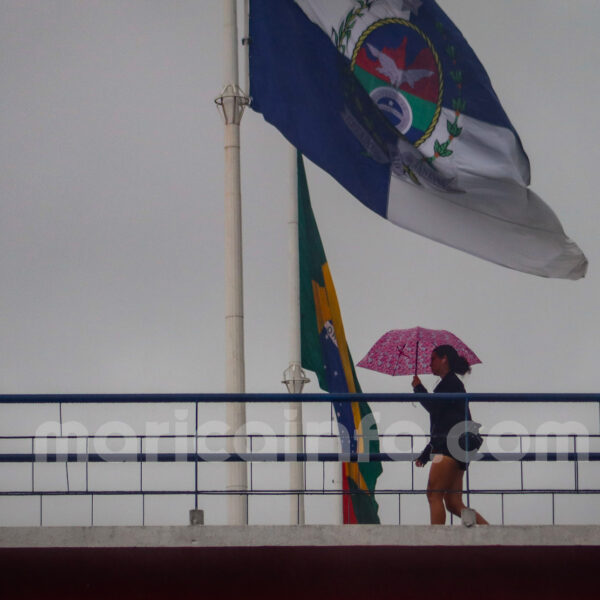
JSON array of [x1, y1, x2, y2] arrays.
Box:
[[1, 525, 600, 548]]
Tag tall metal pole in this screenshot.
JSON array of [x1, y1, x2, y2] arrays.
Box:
[[243, 0, 250, 94], [282, 147, 309, 525], [216, 0, 249, 526]]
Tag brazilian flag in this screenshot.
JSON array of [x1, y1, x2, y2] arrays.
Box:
[[297, 151, 382, 524]]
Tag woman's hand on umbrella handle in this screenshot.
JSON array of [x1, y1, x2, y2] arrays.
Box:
[[412, 375, 421, 389]]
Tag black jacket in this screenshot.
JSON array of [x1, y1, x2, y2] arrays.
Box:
[[413, 372, 471, 463]]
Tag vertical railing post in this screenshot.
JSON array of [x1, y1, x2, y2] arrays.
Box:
[[59, 401, 70, 493], [302, 433, 307, 522], [322, 437, 326, 494], [139, 436, 143, 495], [249, 435, 254, 492], [573, 434, 579, 491], [398, 493, 401, 525], [85, 436, 89, 494], [465, 393, 471, 507], [520, 435, 524, 492], [194, 400, 199, 510], [31, 437, 35, 494], [410, 434, 414, 492]]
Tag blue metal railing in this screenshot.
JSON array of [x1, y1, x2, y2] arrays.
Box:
[[1, 392, 599, 402], [1, 393, 599, 525]]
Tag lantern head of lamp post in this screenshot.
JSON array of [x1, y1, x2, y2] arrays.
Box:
[[282, 362, 310, 395], [215, 84, 250, 125]]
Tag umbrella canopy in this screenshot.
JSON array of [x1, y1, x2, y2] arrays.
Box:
[[357, 327, 481, 376]]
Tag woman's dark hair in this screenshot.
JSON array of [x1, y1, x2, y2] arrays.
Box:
[[433, 345, 471, 375]]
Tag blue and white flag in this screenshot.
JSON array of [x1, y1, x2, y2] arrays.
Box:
[[249, 0, 587, 279]]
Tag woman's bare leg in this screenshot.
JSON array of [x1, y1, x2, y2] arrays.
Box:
[[443, 465, 489, 525], [426, 455, 458, 524]]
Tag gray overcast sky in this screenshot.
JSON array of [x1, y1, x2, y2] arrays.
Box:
[[1, 0, 599, 396]]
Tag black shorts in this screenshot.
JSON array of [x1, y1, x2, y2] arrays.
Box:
[[431, 440, 468, 471], [431, 452, 468, 471]]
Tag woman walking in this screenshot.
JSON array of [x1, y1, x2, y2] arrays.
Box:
[[412, 344, 488, 525]]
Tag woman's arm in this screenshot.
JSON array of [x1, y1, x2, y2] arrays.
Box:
[[415, 443, 432, 467], [413, 375, 436, 412], [412, 375, 427, 393]]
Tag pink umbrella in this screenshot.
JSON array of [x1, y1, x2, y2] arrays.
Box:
[[357, 327, 481, 376]]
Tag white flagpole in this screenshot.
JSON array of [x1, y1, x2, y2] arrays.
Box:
[[216, 0, 249, 526], [282, 147, 308, 525], [243, 0, 250, 93], [242, 0, 306, 524]]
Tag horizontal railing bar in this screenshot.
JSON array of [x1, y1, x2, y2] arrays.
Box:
[[1, 393, 599, 404], [2, 452, 599, 463], [3, 433, 597, 441], [3, 452, 414, 463], [5, 433, 600, 441], [1, 489, 600, 497]]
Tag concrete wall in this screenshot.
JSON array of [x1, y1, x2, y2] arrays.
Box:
[[1, 526, 599, 599]]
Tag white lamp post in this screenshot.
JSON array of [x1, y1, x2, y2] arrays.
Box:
[[216, 0, 250, 526]]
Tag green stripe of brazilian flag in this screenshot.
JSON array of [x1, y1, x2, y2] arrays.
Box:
[[297, 151, 328, 389], [297, 151, 382, 524], [298, 150, 361, 392]]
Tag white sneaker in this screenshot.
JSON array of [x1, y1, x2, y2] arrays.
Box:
[[461, 507, 476, 527]]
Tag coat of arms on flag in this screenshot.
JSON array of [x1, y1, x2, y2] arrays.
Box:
[[320, 0, 517, 185], [350, 19, 442, 147]]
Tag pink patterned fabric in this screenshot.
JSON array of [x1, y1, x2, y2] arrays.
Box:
[[357, 327, 481, 376]]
